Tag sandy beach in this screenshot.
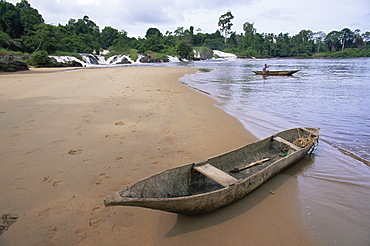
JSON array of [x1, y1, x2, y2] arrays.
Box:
[[0, 67, 321, 245]]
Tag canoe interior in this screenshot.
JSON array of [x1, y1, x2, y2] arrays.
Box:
[[118, 128, 318, 200], [252, 70, 300, 75]]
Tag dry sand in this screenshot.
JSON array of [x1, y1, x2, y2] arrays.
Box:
[[0, 67, 322, 245]]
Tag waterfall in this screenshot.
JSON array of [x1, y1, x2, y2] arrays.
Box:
[[167, 56, 181, 62], [50, 55, 87, 66], [212, 50, 237, 59], [105, 55, 122, 64], [79, 53, 106, 65], [78, 53, 183, 65], [105, 55, 138, 64], [49, 50, 235, 67]]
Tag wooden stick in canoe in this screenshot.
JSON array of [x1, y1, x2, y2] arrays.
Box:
[[230, 158, 270, 173]]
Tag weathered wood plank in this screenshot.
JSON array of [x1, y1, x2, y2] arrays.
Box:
[[273, 136, 301, 151], [194, 164, 238, 187], [230, 158, 271, 173], [300, 127, 318, 136]]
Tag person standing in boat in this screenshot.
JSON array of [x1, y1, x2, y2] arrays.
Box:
[[262, 64, 269, 72]]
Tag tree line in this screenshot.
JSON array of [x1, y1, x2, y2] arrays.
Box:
[[1, 0, 370, 60]]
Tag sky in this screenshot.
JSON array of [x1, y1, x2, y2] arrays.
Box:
[[7, 0, 370, 38]]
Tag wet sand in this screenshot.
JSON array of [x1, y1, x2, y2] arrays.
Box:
[[0, 67, 322, 245]]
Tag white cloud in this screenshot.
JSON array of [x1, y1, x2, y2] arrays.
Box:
[[76, 0, 101, 6]]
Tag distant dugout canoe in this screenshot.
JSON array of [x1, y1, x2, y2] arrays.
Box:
[[104, 127, 319, 215], [252, 70, 300, 75]]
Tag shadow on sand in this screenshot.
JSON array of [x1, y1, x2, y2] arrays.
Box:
[[165, 154, 316, 237]]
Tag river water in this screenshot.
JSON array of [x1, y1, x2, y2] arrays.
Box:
[[169, 58, 370, 245]]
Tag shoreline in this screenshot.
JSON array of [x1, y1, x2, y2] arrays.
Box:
[[0, 67, 321, 245]]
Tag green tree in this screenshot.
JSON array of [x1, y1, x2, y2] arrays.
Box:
[[83, 15, 99, 31], [175, 40, 192, 58], [340, 28, 353, 51], [325, 31, 341, 51], [227, 32, 238, 46], [163, 30, 177, 52], [16, 0, 44, 34], [313, 31, 326, 52], [0, 0, 23, 38], [60, 35, 91, 53], [361, 31, 370, 46], [0, 30, 20, 49], [262, 33, 275, 57], [218, 11, 234, 43], [170, 26, 194, 58], [29, 50, 53, 67], [296, 30, 313, 43], [202, 30, 224, 50], [19, 23, 63, 53], [243, 22, 255, 44], [139, 27, 164, 53], [353, 29, 362, 47], [193, 32, 208, 47], [100, 26, 119, 49], [239, 22, 257, 54], [61, 16, 101, 53], [291, 30, 315, 56], [273, 33, 292, 56], [145, 27, 162, 38], [111, 30, 139, 52]]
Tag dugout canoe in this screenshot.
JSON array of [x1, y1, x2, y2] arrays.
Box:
[[252, 70, 300, 75], [104, 127, 319, 215]]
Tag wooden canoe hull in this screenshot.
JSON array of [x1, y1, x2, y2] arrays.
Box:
[[105, 128, 319, 215], [252, 70, 300, 75]]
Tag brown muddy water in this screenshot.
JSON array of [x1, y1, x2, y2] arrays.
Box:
[[179, 58, 370, 245]]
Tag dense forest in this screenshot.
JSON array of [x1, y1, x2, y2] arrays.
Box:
[[1, 0, 370, 65]]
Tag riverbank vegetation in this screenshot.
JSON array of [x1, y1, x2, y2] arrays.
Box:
[[1, 0, 370, 65]]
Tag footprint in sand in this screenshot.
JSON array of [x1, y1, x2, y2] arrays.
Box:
[[94, 173, 111, 185], [26, 148, 41, 154], [43, 176, 51, 183], [111, 212, 134, 233], [50, 139, 66, 145], [43, 176, 63, 186], [88, 216, 103, 228], [18, 162, 30, 172], [52, 180, 63, 187], [68, 149, 82, 155], [91, 206, 102, 213]]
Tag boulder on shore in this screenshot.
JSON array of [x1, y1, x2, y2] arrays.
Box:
[[139, 55, 168, 63], [116, 57, 131, 64], [49, 57, 83, 67], [0, 60, 29, 72]]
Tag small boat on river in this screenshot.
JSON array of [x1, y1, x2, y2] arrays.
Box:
[[104, 127, 319, 215], [253, 70, 300, 76]]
